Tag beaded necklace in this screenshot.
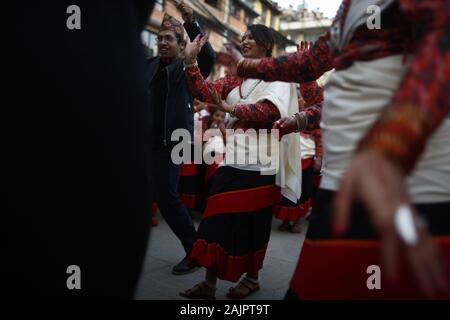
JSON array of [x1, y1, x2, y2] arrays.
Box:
[[238, 79, 262, 101]]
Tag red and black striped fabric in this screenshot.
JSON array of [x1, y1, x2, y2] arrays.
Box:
[[289, 190, 450, 300], [178, 146, 224, 210], [273, 158, 314, 222], [189, 166, 281, 282], [178, 163, 201, 209]]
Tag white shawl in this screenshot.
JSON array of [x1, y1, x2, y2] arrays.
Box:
[[224, 79, 302, 203]]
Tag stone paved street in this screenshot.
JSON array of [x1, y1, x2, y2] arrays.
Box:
[[135, 212, 308, 300]]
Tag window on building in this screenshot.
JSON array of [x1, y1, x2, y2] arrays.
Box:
[[244, 15, 254, 26], [155, 0, 164, 11], [205, 0, 220, 9], [271, 14, 276, 28], [261, 9, 267, 24], [230, 2, 241, 20], [141, 29, 157, 58]]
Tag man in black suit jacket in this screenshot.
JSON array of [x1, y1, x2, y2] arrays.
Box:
[[3, 0, 155, 299], [145, 3, 215, 275]]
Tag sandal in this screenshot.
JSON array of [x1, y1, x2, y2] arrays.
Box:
[[278, 221, 291, 231], [179, 282, 216, 300], [227, 278, 260, 300], [290, 222, 302, 233]]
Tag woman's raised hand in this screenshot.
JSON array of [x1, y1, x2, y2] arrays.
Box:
[[184, 34, 209, 65], [296, 41, 312, 54], [225, 43, 243, 66]]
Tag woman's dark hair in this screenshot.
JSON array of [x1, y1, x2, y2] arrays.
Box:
[[247, 24, 275, 57]]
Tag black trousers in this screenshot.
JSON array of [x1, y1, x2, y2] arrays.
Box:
[[152, 148, 197, 254]]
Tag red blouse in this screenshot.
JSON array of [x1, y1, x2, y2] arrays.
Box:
[[300, 81, 323, 132], [300, 81, 324, 162], [185, 66, 281, 131]]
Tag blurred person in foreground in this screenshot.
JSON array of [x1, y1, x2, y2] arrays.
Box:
[[4, 1, 155, 299], [234, 0, 450, 299]]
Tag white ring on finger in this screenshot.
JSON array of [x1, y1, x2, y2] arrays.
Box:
[[394, 204, 418, 246]]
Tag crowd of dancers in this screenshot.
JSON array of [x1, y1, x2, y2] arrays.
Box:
[[5, 0, 448, 300]]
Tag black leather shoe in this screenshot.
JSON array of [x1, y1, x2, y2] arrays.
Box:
[[172, 257, 199, 275]]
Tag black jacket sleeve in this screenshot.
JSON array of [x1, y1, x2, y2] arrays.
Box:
[[183, 21, 216, 79]]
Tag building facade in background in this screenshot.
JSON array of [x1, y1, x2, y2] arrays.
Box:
[[246, 0, 293, 55], [141, 0, 293, 77], [280, 4, 332, 53]]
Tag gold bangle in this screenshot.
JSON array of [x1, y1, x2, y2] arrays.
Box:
[[293, 112, 307, 132], [237, 58, 245, 69], [230, 105, 237, 117], [292, 114, 300, 132], [237, 58, 262, 79]]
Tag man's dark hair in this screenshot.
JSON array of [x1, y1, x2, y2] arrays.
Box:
[[247, 24, 275, 57], [157, 30, 185, 45]]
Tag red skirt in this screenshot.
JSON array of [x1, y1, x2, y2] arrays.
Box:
[[273, 158, 313, 222], [289, 190, 450, 300], [189, 166, 281, 282], [291, 237, 450, 300], [178, 163, 200, 209]]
